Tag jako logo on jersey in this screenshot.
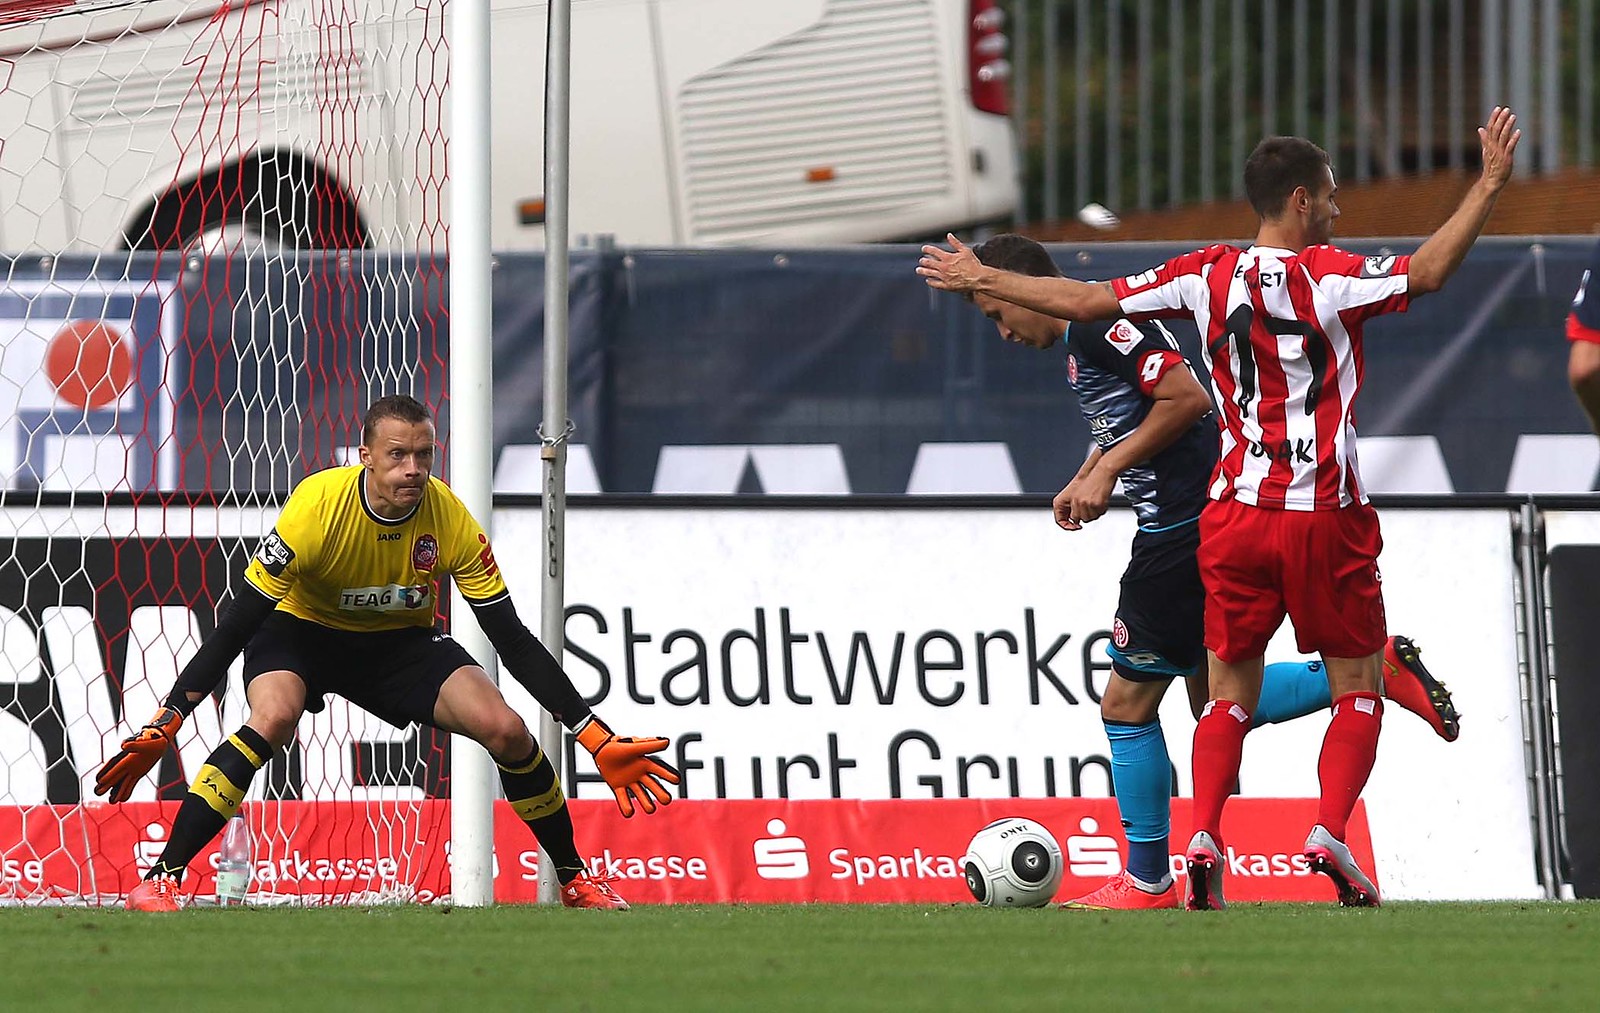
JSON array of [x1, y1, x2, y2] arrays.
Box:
[[376, 532, 402, 542], [412, 534, 439, 572], [338, 584, 431, 611], [255, 530, 295, 577], [1362, 255, 1397, 277], [753, 818, 810, 879], [1105, 320, 1142, 356]]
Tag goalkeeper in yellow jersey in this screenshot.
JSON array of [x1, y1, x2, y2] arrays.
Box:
[[95, 394, 677, 911]]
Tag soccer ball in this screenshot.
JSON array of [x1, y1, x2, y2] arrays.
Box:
[[961, 817, 1064, 908]]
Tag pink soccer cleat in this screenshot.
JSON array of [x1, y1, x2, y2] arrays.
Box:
[[1184, 831, 1227, 910], [1304, 824, 1381, 907], [1060, 871, 1179, 910]]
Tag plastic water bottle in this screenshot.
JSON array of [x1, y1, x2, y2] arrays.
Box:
[[215, 815, 253, 907]]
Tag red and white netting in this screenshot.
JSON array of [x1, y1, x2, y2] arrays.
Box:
[[0, 0, 457, 905]]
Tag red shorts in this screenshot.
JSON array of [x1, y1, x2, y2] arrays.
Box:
[[1198, 497, 1387, 662]]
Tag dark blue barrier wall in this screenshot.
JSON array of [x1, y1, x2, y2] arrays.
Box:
[[589, 238, 1592, 494], [11, 238, 1590, 495]]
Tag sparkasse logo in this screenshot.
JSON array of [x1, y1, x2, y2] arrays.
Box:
[[753, 818, 809, 879], [1066, 817, 1122, 877]]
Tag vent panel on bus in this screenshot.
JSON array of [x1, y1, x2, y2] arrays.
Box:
[[677, 0, 954, 243]]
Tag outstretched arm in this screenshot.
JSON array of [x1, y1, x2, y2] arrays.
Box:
[[1408, 106, 1521, 296], [94, 584, 279, 803], [469, 595, 592, 728], [917, 234, 1123, 320], [164, 584, 279, 715], [471, 595, 679, 817]]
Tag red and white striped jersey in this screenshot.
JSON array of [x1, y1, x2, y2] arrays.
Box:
[[1111, 244, 1410, 511]]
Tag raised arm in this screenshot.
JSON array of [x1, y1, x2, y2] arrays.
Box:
[[918, 234, 1123, 321], [1408, 106, 1521, 296]]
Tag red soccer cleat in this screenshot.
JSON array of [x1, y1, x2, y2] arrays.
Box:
[[1383, 636, 1461, 742], [560, 870, 630, 910], [1060, 871, 1179, 910], [125, 876, 182, 912]]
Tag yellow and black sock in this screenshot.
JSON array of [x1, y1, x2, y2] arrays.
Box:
[[147, 726, 271, 883], [498, 744, 585, 884]]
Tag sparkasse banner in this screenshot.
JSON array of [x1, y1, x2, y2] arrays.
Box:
[[0, 798, 1374, 905]]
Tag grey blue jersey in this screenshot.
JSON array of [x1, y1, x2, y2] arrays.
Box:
[[1065, 318, 1217, 574]]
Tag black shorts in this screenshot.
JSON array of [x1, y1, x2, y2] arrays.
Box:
[[1108, 527, 1205, 682], [243, 612, 480, 729]]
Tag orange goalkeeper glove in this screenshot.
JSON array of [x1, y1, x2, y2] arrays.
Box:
[[93, 707, 183, 804], [575, 716, 680, 818]]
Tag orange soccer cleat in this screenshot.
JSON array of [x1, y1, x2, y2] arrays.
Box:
[[560, 870, 630, 910], [1382, 636, 1461, 742], [125, 876, 182, 912], [1060, 871, 1179, 910]]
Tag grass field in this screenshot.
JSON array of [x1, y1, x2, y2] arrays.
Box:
[[7, 902, 1599, 1011]]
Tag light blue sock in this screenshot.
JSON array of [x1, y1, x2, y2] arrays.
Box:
[[1253, 660, 1333, 726], [1105, 719, 1172, 885]]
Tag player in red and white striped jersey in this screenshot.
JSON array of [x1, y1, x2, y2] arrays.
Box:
[[1566, 235, 1600, 434], [1113, 239, 1408, 511], [920, 107, 1520, 909]]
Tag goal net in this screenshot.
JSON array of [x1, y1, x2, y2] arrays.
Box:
[[0, 0, 461, 905]]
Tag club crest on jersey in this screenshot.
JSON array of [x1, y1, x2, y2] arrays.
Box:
[[412, 534, 439, 572], [1105, 320, 1142, 356], [1362, 255, 1397, 278], [1112, 617, 1130, 648], [255, 529, 295, 577], [1066, 354, 1079, 384]]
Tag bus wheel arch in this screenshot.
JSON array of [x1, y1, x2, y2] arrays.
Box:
[[124, 150, 370, 252]]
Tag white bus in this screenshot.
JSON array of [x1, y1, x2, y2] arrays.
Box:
[[0, 0, 1018, 252]]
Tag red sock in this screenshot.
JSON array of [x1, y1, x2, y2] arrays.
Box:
[[1191, 700, 1251, 843], [1317, 691, 1384, 840]]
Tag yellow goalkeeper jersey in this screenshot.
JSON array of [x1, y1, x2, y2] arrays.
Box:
[[243, 465, 509, 632]]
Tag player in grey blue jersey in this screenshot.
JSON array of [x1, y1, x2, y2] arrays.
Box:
[[954, 234, 1460, 910]]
